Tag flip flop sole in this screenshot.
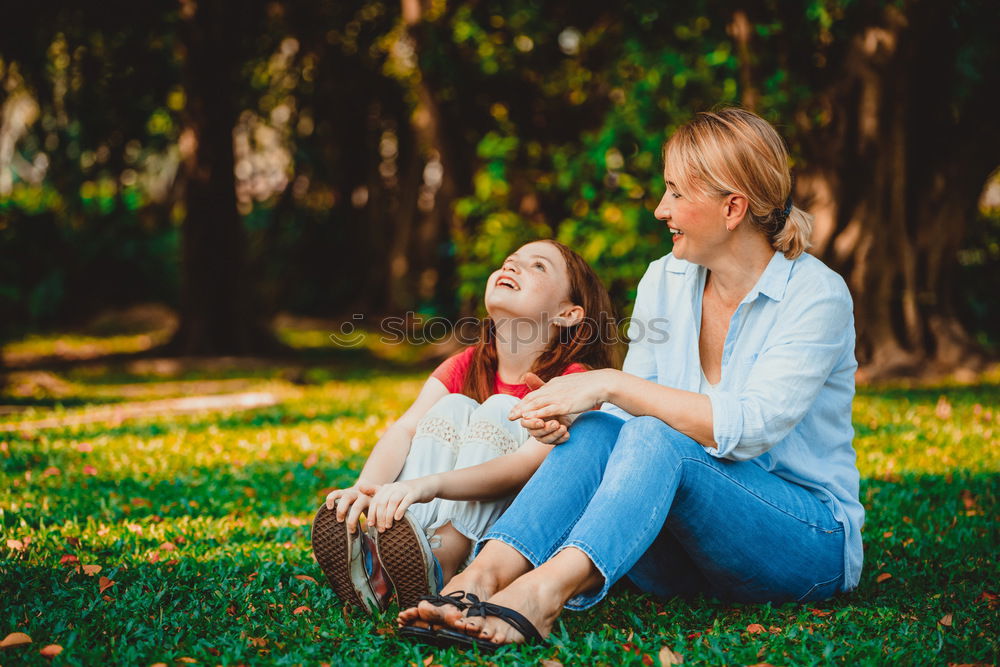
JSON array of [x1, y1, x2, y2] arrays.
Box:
[[436, 628, 501, 653], [311, 504, 365, 610], [398, 625, 451, 649], [376, 513, 435, 610]]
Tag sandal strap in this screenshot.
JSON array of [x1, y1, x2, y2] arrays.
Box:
[[465, 600, 544, 643], [417, 590, 471, 611]]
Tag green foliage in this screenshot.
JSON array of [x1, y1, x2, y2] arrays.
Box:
[[1, 359, 997, 664], [0, 0, 998, 336]]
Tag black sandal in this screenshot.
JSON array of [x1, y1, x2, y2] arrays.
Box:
[[434, 594, 545, 653], [397, 591, 473, 648]]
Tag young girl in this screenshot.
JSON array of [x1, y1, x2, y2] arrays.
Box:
[[311, 239, 617, 613]]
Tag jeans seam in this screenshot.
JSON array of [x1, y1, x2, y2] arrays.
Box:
[[795, 571, 844, 603], [679, 456, 844, 532], [477, 531, 542, 568], [544, 499, 598, 562]]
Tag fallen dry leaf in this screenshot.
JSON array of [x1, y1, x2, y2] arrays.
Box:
[[746, 623, 766, 635], [159, 541, 177, 552], [768, 626, 783, 634], [82, 465, 98, 476], [642, 654, 655, 666], [422, 656, 434, 667], [809, 608, 833, 617], [59, 554, 79, 566], [540, 660, 564, 667], [81, 564, 101, 576], [292, 606, 311, 615], [39, 644, 63, 658], [876, 572, 893, 583], [659, 646, 684, 665], [6, 539, 25, 551], [43, 466, 61, 477], [98, 576, 115, 594], [294, 575, 317, 584], [0, 632, 32, 649], [177, 657, 197, 663], [149, 663, 167, 667], [76, 442, 94, 452], [938, 613, 953, 627], [248, 637, 267, 648]]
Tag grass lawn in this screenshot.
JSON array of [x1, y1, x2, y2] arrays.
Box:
[[1, 341, 997, 665]]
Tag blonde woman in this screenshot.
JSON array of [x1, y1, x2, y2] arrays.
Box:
[[398, 108, 864, 651]]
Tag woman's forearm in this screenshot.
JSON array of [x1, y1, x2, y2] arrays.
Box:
[[427, 443, 550, 502], [355, 422, 416, 486], [606, 370, 717, 447]]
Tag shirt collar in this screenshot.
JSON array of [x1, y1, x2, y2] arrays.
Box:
[[752, 250, 794, 302], [665, 249, 795, 302]]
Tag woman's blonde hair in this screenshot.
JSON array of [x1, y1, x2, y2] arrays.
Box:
[[662, 108, 812, 259]]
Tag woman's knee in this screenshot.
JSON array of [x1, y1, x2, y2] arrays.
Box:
[[562, 411, 626, 454], [615, 416, 704, 463]]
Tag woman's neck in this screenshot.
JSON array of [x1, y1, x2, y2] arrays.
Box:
[[703, 231, 775, 309], [491, 317, 553, 384]]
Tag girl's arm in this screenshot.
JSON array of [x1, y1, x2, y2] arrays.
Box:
[[360, 438, 552, 532], [324, 377, 449, 531]]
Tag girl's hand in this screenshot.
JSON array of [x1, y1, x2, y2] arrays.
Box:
[[359, 478, 439, 532], [510, 370, 614, 427], [324, 486, 372, 534], [520, 415, 571, 444]]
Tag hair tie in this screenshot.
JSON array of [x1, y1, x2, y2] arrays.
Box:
[[775, 194, 793, 227]]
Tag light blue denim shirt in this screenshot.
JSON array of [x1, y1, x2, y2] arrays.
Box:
[[602, 249, 864, 592]]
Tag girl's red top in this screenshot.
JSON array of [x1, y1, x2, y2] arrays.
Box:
[[430, 346, 588, 399]]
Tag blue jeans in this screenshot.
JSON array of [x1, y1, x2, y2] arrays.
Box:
[[478, 412, 845, 610]]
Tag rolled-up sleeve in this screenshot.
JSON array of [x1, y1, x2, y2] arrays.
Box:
[[705, 286, 854, 461]]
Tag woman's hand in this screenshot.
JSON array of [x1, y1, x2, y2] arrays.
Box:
[[510, 370, 617, 427], [324, 485, 372, 534], [359, 477, 440, 532]]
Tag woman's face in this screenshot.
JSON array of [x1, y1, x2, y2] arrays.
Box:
[[484, 241, 575, 322], [654, 168, 729, 264]]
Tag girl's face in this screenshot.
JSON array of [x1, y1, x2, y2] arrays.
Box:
[[484, 241, 576, 322], [654, 168, 729, 264]]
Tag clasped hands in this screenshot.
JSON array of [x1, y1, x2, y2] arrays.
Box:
[[511, 369, 614, 445]]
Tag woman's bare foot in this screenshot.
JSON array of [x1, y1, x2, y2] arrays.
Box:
[[397, 539, 535, 629], [396, 566, 498, 629], [452, 569, 566, 644], [455, 547, 603, 646]]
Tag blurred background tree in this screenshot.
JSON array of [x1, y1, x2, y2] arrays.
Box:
[[1, 0, 997, 377]]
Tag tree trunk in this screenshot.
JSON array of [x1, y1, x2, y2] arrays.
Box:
[[794, 4, 999, 380], [399, 0, 460, 315], [166, 1, 283, 355]]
